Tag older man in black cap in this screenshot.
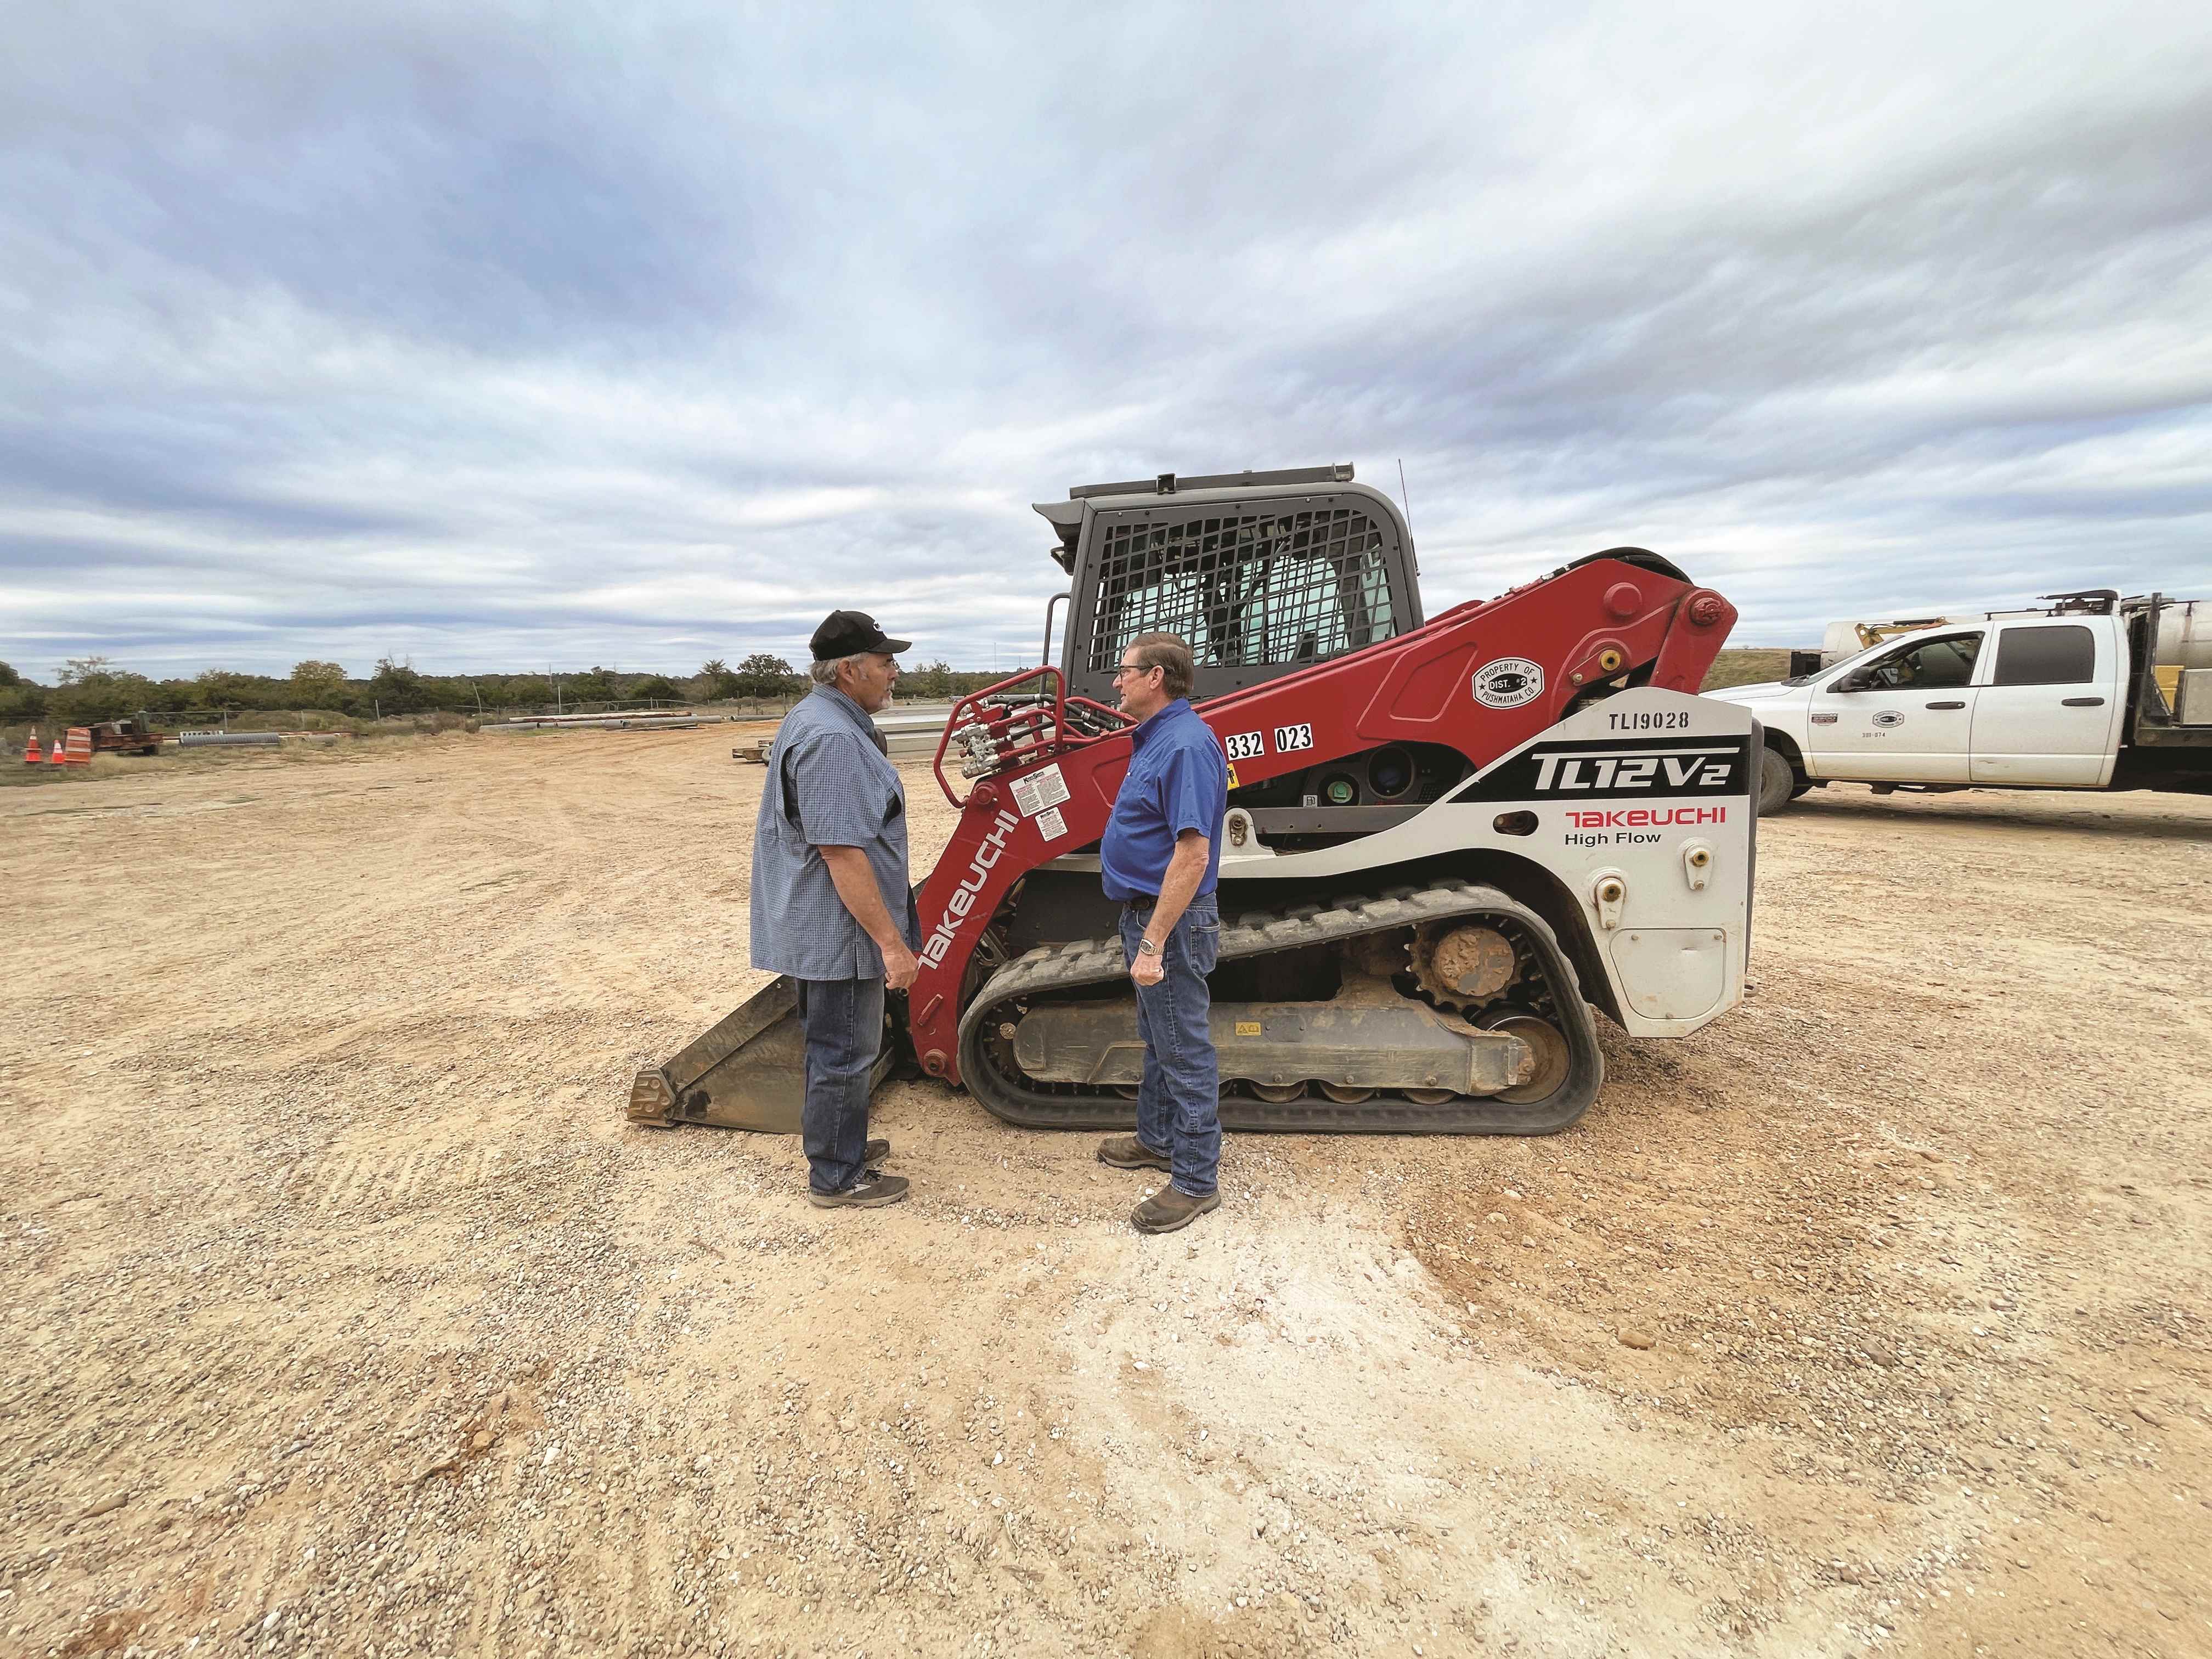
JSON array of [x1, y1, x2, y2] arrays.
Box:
[[752, 611, 921, 1208]]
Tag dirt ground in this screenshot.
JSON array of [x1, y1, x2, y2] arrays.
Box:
[[3, 729, 2207, 1658]]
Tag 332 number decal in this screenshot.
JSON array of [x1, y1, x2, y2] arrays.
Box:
[[1273, 723, 1314, 753], [1224, 730, 1265, 761]]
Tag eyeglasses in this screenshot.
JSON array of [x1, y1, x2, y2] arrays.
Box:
[[1113, 661, 1160, 682]]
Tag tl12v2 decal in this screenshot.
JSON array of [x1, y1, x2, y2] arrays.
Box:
[[1465, 733, 1753, 800]]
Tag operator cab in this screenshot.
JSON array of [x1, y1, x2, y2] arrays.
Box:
[[1035, 464, 1424, 706]]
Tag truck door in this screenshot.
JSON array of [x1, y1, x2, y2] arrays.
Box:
[[1969, 620, 2120, 787], [1806, 631, 1983, 781]]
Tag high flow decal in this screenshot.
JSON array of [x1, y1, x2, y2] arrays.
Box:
[[1466, 733, 1752, 801], [1472, 657, 1544, 709], [919, 809, 1021, 968], [1562, 803, 1728, 848]]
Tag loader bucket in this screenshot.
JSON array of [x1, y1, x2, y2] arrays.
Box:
[[626, 975, 896, 1133]]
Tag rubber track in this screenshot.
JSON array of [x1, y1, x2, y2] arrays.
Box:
[[957, 878, 1604, 1136]]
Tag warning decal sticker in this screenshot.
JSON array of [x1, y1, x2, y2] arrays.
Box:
[[1009, 763, 1071, 818]]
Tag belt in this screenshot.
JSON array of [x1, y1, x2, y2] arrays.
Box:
[[1124, 894, 1159, 912]]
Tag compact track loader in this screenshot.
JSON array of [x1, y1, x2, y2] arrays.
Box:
[[631, 463, 1757, 1137]]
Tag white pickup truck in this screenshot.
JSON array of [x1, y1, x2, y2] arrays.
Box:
[[1707, 590, 2212, 814]]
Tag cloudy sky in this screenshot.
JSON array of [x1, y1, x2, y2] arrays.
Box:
[[4, 1, 2210, 680]]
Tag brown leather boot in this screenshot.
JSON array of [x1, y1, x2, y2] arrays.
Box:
[[1131, 1186, 1220, 1234], [1097, 1135, 1171, 1172]]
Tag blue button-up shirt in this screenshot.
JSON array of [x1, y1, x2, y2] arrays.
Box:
[[1099, 698, 1228, 902], [751, 685, 921, 981]]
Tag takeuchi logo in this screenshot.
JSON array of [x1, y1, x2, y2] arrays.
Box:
[[918, 809, 1021, 967], [1565, 806, 1729, 828]]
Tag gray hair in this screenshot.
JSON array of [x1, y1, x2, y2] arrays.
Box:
[[810, 652, 870, 686], [1125, 631, 1194, 698]]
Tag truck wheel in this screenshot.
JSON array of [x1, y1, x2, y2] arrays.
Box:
[[1757, 748, 1796, 816]]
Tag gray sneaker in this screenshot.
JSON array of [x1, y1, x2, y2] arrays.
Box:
[[809, 1170, 910, 1209], [1097, 1135, 1172, 1172], [864, 1137, 890, 1164]]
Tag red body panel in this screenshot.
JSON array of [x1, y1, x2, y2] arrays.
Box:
[[906, 558, 1736, 1084]]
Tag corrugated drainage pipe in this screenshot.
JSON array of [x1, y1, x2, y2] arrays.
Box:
[[177, 731, 283, 748]]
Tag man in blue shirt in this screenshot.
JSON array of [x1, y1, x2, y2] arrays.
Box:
[[1094, 631, 1229, 1233], [753, 610, 921, 1209]]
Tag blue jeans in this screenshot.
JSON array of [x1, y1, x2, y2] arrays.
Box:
[[795, 976, 884, 1194], [1119, 894, 1222, 1198]]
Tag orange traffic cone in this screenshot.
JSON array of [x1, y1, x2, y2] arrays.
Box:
[[48, 736, 68, 766], [64, 728, 93, 765], [22, 731, 41, 765]]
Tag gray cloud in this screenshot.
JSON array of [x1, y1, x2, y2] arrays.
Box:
[[3, 1, 2209, 680]]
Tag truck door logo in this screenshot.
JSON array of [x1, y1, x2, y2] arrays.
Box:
[[1872, 710, 1905, 727], [1472, 657, 1544, 709]]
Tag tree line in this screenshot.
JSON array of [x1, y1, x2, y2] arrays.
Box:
[[0, 654, 1015, 726]]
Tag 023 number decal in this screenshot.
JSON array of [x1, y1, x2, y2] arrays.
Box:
[[1224, 730, 1265, 761], [1273, 723, 1314, 753]]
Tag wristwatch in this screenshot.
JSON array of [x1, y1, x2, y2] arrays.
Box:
[[1137, 938, 1162, 956]]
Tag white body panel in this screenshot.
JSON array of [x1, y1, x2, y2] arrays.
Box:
[[1802, 629, 1978, 781], [1048, 688, 1757, 1039], [1968, 618, 2123, 785]]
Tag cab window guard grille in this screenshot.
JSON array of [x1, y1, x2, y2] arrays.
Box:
[[1085, 507, 1395, 672]]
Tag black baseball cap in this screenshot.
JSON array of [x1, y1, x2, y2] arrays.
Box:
[[809, 610, 911, 659]]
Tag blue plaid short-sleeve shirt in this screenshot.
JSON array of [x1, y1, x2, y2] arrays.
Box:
[[749, 685, 920, 981]]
